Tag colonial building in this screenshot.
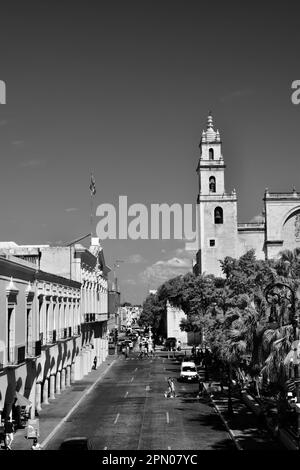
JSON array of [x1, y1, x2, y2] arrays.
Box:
[[194, 113, 300, 277], [0, 254, 81, 424], [0, 236, 110, 383]]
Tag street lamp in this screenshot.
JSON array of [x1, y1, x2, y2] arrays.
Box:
[[264, 281, 300, 437]]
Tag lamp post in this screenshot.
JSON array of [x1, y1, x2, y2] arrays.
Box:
[[264, 281, 300, 437]]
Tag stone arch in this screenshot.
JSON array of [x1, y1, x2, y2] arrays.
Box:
[[281, 206, 300, 251]]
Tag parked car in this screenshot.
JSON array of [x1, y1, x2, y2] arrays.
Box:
[[59, 437, 94, 450], [179, 361, 199, 382]]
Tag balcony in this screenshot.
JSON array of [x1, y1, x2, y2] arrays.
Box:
[[84, 313, 108, 322], [26, 340, 41, 358], [57, 327, 73, 341], [44, 330, 57, 344], [6, 344, 26, 367], [84, 313, 96, 323], [73, 325, 81, 336]]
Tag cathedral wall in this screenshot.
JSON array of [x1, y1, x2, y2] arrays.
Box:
[[265, 199, 300, 258], [237, 230, 265, 259]]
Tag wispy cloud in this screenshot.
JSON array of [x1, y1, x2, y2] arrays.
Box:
[[20, 159, 45, 168], [127, 254, 147, 264], [65, 208, 79, 213], [12, 140, 25, 147], [220, 89, 254, 103], [139, 252, 193, 287]]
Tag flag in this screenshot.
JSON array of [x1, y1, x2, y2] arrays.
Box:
[[90, 174, 96, 196]]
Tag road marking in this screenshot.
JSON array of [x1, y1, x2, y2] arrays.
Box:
[[131, 376, 134, 382], [124, 391, 129, 398], [134, 368, 138, 372], [114, 413, 120, 424], [166, 412, 169, 424]]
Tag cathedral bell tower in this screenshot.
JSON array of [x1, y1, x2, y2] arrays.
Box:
[[195, 112, 238, 277]]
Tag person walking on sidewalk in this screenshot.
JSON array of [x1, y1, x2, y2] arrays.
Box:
[[4, 417, 14, 450], [31, 437, 42, 450]]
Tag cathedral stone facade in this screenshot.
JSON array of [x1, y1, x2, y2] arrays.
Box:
[[194, 113, 300, 277]]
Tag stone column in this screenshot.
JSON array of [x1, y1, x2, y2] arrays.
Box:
[[56, 371, 61, 395], [35, 382, 42, 412], [61, 369, 66, 391], [70, 362, 75, 383], [42, 378, 49, 405], [49, 374, 56, 400], [66, 365, 71, 387], [88, 348, 93, 370], [84, 351, 88, 376]]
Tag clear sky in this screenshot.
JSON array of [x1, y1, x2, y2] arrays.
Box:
[[0, 1, 300, 303]]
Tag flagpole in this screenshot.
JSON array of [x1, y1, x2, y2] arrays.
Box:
[[90, 191, 94, 238]]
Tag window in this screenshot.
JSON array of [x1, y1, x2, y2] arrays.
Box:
[[210, 239, 216, 247], [26, 307, 32, 355], [209, 176, 216, 193], [214, 207, 223, 224], [209, 148, 214, 160], [7, 306, 15, 364]]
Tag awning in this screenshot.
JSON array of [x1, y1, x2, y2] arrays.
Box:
[[15, 392, 32, 407]]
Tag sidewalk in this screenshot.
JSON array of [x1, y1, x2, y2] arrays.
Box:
[[9, 354, 118, 450], [198, 366, 285, 450]]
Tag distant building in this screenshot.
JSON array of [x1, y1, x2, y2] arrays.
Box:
[[117, 305, 142, 330], [160, 301, 201, 346], [194, 113, 300, 277], [108, 281, 120, 333]]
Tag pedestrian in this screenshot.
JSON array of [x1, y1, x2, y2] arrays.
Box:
[[198, 378, 204, 398], [170, 378, 176, 398], [125, 345, 129, 359], [164, 377, 173, 398], [4, 417, 14, 450], [92, 356, 97, 370], [31, 437, 42, 450], [177, 340, 181, 351]]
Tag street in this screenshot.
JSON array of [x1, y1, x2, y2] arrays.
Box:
[[46, 349, 235, 450]]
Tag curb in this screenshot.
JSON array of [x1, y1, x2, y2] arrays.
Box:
[[203, 383, 242, 451], [40, 358, 117, 449]]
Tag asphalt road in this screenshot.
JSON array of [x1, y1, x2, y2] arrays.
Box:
[[46, 349, 235, 450]]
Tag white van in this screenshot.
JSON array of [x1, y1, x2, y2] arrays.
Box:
[[179, 361, 198, 382]]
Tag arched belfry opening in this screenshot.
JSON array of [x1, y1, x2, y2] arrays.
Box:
[[214, 207, 223, 224], [209, 176, 216, 193]]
